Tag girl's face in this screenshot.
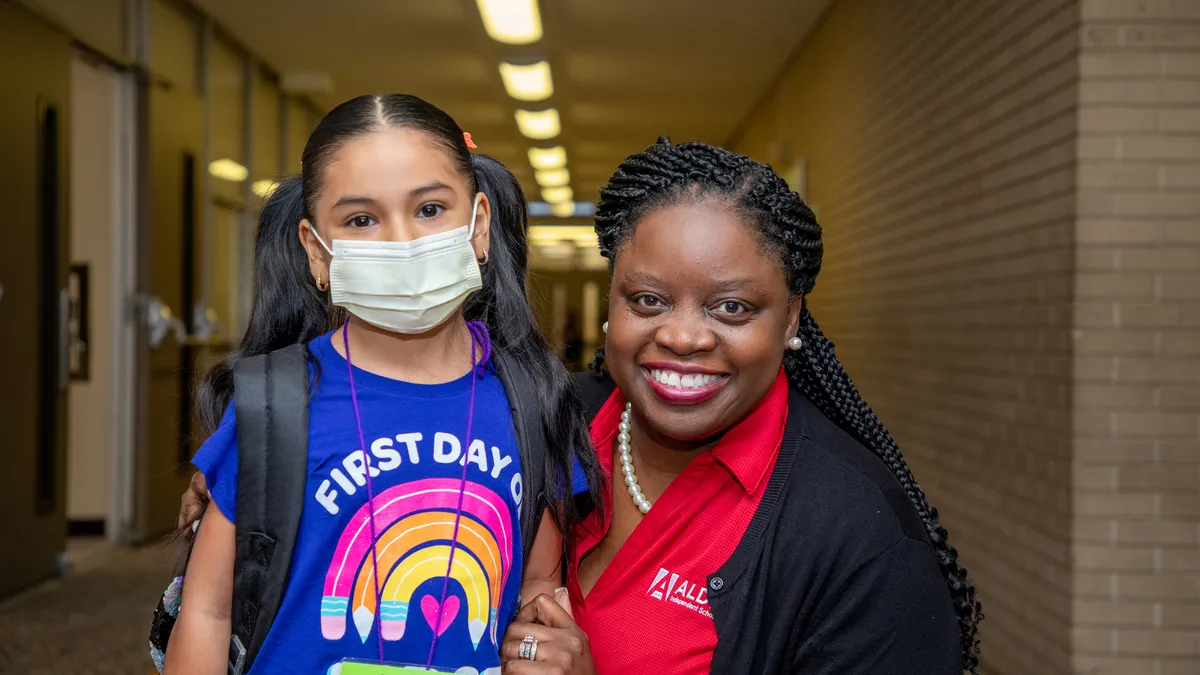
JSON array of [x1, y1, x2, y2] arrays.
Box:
[[299, 128, 490, 285], [605, 201, 802, 443]]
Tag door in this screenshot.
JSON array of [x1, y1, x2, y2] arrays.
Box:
[[132, 81, 205, 541], [0, 2, 73, 598]]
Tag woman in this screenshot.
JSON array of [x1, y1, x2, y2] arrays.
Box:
[[498, 139, 981, 675]]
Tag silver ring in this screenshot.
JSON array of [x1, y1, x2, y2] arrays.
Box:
[[520, 634, 538, 661]]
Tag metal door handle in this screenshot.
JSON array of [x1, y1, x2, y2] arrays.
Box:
[[59, 288, 70, 391], [138, 295, 187, 349]]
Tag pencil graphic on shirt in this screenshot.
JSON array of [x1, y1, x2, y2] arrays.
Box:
[[320, 478, 513, 648]]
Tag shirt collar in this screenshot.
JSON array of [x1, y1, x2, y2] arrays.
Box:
[[590, 368, 790, 497], [710, 368, 789, 496]]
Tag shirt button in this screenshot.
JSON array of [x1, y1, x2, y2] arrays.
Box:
[[709, 577, 724, 591]]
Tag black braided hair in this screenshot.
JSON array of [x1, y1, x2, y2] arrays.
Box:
[[589, 137, 982, 673]]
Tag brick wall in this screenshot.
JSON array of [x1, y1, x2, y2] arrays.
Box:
[[1072, 1, 1200, 673], [732, 1, 1082, 671], [732, 0, 1200, 672]]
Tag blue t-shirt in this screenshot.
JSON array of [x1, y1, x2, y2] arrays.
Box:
[[193, 332, 584, 675]]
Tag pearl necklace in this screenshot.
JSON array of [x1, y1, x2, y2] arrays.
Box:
[[618, 402, 651, 514]]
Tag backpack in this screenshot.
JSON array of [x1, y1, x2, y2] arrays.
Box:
[[149, 344, 549, 675]]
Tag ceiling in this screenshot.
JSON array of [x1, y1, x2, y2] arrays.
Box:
[[191, 0, 829, 206]]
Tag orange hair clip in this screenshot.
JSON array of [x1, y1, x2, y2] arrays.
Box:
[[463, 132, 477, 149]]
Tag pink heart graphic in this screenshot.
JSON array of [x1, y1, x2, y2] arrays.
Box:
[[420, 595, 460, 636]]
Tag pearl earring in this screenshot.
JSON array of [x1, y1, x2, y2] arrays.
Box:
[[602, 322, 609, 334], [787, 336, 803, 351]]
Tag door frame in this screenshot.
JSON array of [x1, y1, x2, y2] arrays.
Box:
[[106, 64, 139, 545]]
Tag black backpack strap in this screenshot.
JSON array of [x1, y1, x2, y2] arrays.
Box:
[[491, 349, 546, 565], [229, 344, 310, 675]]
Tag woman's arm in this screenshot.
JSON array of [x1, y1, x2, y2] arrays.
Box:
[[520, 507, 566, 604], [791, 538, 962, 675], [163, 502, 236, 675]]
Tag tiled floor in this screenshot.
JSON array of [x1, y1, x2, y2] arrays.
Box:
[[0, 539, 175, 675]]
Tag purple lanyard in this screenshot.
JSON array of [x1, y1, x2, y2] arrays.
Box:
[[342, 319, 492, 668]]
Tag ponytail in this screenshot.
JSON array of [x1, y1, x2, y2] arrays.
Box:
[[467, 154, 605, 522], [195, 175, 338, 434]]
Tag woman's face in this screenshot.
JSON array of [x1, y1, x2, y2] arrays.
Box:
[[299, 128, 490, 283], [606, 201, 802, 443]]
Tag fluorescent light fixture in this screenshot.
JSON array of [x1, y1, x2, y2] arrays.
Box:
[[476, 0, 542, 44], [541, 186, 573, 203], [499, 61, 553, 101], [535, 168, 570, 187], [528, 146, 566, 170], [209, 158, 248, 182], [528, 225, 598, 246], [550, 201, 576, 218], [251, 179, 279, 198], [528, 200, 595, 217], [515, 108, 560, 140]]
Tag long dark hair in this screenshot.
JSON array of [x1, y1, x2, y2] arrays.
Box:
[[197, 93, 601, 526], [588, 138, 982, 673]]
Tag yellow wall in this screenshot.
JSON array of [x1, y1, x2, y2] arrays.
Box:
[[17, 0, 126, 63]]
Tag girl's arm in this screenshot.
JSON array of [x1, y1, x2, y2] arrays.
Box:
[[163, 502, 236, 675], [520, 507, 567, 604]]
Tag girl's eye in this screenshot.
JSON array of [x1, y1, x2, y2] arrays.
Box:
[[418, 204, 445, 218], [348, 215, 377, 228]]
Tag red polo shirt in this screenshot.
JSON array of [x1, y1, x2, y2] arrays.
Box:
[[567, 369, 789, 674]]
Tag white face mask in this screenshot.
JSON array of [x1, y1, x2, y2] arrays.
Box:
[[309, 195, 484, 334]]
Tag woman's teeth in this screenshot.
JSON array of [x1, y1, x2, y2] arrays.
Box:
[[650, 369, 721, 389]]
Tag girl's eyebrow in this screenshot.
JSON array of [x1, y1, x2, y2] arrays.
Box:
[[331, 195, 381, 209], [331, 182, 453, 210]]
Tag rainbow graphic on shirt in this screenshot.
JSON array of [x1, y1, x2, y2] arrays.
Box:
[[320, 478, 514, 650]]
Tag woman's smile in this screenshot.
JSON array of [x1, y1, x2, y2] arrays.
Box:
[[641, 363, 730, 405]]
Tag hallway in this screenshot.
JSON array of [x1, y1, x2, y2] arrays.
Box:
[[0, 541, 173, 674], [1, 0, 1197, 673]]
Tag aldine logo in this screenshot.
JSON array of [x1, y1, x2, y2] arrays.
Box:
[[647, 568, 713, 619]]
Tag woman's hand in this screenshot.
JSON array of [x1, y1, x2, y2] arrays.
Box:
[[501, 592, 596, 674], [179, 471, 209, 529]]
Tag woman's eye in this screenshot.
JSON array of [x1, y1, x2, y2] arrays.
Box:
[[348, 215, 377, 228], [634, 295, 663, 309], [418, 204, 445, 218], [716, 300, 749, 315]]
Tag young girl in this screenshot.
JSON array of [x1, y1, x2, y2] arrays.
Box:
[[164, 94, 599, 675]]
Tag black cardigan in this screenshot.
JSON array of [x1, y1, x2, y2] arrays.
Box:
[[573, 372, 963, 675]]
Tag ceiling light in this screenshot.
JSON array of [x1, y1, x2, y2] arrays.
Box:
[[251, 179, 279, 198], [528, 225, 597, 245], [528, 146, 566, 170], [476, 0, 542, 45], [529, 200, 594, 217], [535, 168, 570, 188], [515, 108, 560, 140], [209, 158, 248, 182], [542, 186, 573, 203], [499, 61, 553, 102], [550, 201, 576, 218]]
